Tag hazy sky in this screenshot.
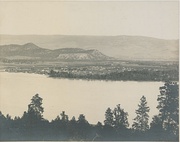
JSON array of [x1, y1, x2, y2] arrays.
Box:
[[0, 1, 179, 39]]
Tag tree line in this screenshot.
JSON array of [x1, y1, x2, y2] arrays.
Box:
[[0, 81, 178, 141], [49, 69, 178, 81]]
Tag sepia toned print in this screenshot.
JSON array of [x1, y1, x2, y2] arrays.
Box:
[[0, 0, 179, 141]]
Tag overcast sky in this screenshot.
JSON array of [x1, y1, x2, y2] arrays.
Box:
[[0, 1, 179, 39]]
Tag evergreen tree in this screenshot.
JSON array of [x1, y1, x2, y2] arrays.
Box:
[[113, 104, 129, 129], [76, 114, 90, 140], [19, 94, 45, 140], [150, 115, 163, 131], [60, 111, 69, 122], [132, 96, 150, 132], [149, 114, 165, 139], [78, 114, 88, 124], [104, 107, 113, 126], [0, 111, 6, 124], [67, 116, 78, 139], [28, 94, 44, 119], [71, 116, 76, 122], [157, 81, 179, 135]]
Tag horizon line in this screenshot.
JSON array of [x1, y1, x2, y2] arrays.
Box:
[[0, 34, 179, 40]]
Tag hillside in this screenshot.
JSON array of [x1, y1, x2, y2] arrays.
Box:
[[0, 35, 178, 61], [0, 43, 112, 61]]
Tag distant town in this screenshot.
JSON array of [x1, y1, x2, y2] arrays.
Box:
[[0, 41, 178, 81], [1, 58, 178, 81]]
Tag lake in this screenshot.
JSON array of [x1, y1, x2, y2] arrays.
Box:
[[0, 72, 164, 126]]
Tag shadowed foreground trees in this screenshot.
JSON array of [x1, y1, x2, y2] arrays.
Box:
[[157, 81, 179, 135], [0, 82, 179, 141], [149, 81, 179, 140]]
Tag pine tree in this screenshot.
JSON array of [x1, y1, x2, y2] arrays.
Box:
[[157, 81, 179, 135], [104, 107, 113, 127], [60, 111, 69, 122], [28, 94, 44, 119], [150, 115, 164, 133], [77, 114, 88, 124], [113, 104, 129, 129], [132, 96, 150, 132], [77, 114, 90, 140]]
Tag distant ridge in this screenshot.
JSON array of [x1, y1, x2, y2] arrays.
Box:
[[0, 43, 112, 61], [0, 35, 178, 61]]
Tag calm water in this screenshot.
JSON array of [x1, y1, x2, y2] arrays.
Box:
[[0, 72, 164, 126]]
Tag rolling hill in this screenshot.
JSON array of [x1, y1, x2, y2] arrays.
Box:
[[0, 35, 178, 61], [0, 43, 112, 61]]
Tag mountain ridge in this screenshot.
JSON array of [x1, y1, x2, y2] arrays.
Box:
[[0, 35, 178, 61], [0, 43, 112, 61]]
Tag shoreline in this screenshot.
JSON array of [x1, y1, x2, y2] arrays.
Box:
[[1, 70, 176, 82]]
